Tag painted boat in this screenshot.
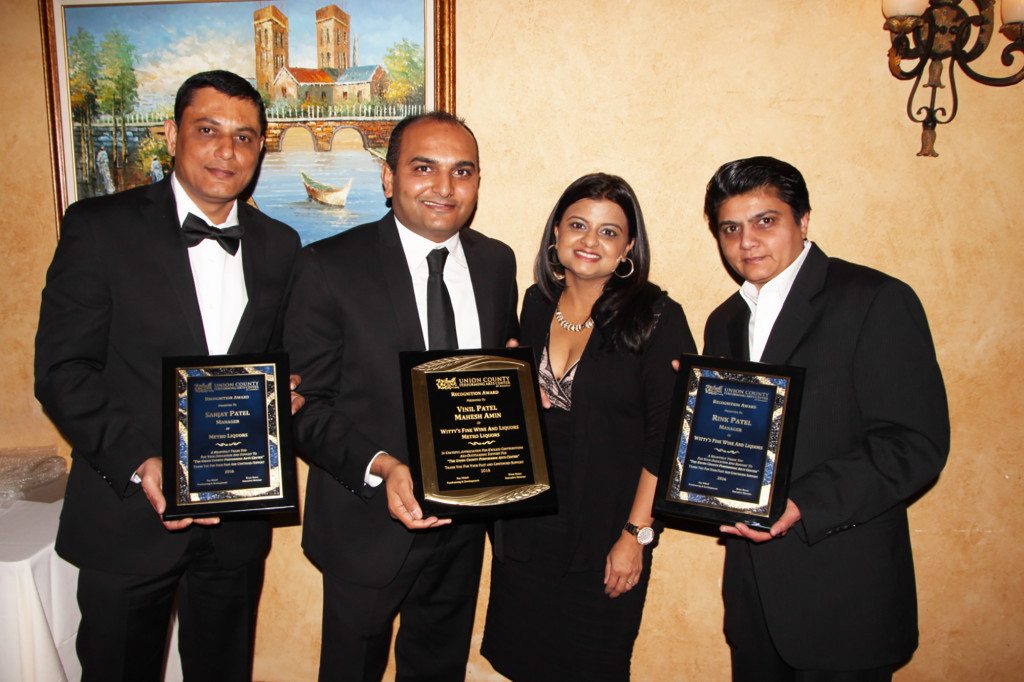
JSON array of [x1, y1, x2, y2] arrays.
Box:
[[300, 171, 353, 206]]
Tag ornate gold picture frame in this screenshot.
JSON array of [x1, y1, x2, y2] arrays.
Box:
[[39, 0, 455, 230]]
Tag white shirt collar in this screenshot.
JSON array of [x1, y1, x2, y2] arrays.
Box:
[[171, 173, 240, 229], [739, 240, 813, 309], [738, 240, 813, 362], [394, 215, 467, 271]]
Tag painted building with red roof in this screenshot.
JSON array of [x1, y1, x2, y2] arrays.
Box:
[[256, 4, 388, 105], [272, 64, 387, 105]]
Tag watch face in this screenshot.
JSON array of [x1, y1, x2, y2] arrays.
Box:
[[637, 526, 654, 545]]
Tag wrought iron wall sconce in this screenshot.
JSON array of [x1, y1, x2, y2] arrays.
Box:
[[883, 0, 1024, 156]]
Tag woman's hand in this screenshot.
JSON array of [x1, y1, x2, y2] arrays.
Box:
[[604, 532, 644, 598]]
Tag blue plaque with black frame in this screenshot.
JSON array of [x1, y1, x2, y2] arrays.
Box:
[[654, 354, 804, 531], [162, 353, 298, 520]]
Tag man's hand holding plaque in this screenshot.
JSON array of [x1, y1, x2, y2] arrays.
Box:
[[720, 497, 802, 542], [371, 452, 452, 529]]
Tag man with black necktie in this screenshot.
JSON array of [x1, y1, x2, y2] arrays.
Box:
[[285, 111, 519, 681], [35, 70, 301, 681]]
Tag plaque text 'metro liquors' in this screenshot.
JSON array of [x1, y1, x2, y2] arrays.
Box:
[[425, 370, 533, 491]]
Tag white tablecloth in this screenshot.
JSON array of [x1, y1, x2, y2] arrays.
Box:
[[0, 498, 182, 682], [0, 498, 80, 682]]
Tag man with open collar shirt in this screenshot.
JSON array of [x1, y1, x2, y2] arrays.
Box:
[[700, 156, 949, 682]]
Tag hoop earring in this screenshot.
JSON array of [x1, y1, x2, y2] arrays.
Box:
[[548, 244, 565, 280], [615, 257, 635, 278]]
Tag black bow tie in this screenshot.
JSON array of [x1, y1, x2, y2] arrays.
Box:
[[182, 212, 244, 255]]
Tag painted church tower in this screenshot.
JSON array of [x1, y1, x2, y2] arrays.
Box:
[[316, 4, 351, 70], [254, 6, 289, 93]]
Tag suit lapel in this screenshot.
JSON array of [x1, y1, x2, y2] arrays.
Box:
[[724, 297, 751, 361], [229, 203, 264, 354], [760, 244, 829, 365], [378, 214, 427, 351], [144, 180, 209, 354], [461, 228, 496, 346]]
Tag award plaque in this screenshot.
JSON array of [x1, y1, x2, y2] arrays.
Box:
[[399, 348, 556, 521], [162, 353, 298, 520], [654, 354, 804, 531]]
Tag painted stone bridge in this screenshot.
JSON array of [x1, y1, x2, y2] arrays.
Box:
[[265, 117, 398, 152], [264, 104, 424, 152]]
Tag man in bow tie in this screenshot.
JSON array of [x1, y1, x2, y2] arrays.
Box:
[[35, 70, 301, 681]]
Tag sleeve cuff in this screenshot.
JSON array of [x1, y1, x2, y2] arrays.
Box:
[[364, 451, 385, 487]]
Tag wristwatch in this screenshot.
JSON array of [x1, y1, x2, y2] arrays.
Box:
[[623, 521, 655, 546]]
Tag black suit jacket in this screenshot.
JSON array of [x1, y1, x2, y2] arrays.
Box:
[[703, 244, 949, 669], [35, 178, 301, 575], [495, 285, 695, 571], [285, 212, 518, 586]]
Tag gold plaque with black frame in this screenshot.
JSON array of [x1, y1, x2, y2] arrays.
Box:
[[654, 354, 804, 531], [162, 353, 298, 520], [399, 348, 556, 521]]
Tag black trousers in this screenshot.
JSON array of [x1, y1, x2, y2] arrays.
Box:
[[318, 522, 485, 682], [76, 527, 264, 682]]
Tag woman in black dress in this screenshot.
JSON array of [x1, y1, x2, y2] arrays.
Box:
[[482, 173, 696, 680]]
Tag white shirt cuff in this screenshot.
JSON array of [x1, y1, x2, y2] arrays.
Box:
[[364, 452, 385, 487]]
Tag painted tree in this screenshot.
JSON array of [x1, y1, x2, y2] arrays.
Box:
[[97, 28, 138, 186], [382, 38, 424, 105], [67, 27, 100, 185]]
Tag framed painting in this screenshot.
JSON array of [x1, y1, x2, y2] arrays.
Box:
[[40, 0, 455, 241]]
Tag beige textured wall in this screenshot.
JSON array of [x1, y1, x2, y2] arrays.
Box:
[[6, 1, 1023, 680]]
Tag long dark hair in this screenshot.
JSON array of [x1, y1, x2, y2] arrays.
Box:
[[533, 173, 660, 353]]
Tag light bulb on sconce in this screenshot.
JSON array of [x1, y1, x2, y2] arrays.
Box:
[[1002, 0, 1024, 39], [882, 0, 930, 18], [882, 0, 930, 33], [882, 0, 1024, 157]]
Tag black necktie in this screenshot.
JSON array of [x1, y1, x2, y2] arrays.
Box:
[[182, 212, 244, 255], [426, 247, 458, 350]]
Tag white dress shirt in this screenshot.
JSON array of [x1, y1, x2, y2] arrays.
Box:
[[366, 218, 481, 483], [739, 240, 812, 362], [131, 178, 249, 484], [394, 217, 482, 349], [365, 219, 483, 487], [171, 175, 248, 355]]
